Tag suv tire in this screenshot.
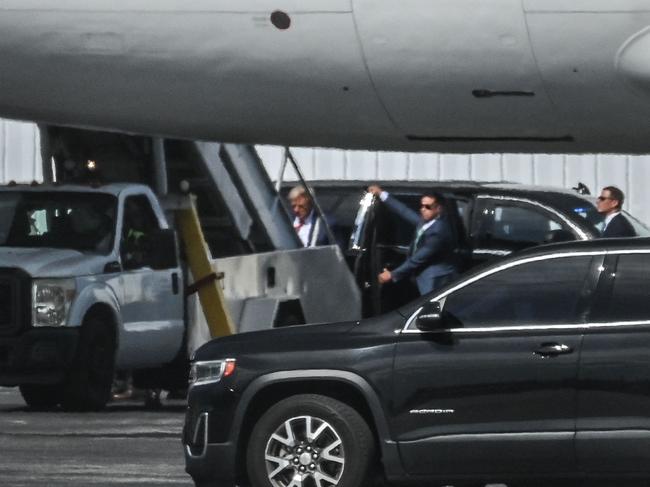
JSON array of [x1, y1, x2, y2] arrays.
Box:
[[246, 394, 374, 487], [61, 315, 116, 411]]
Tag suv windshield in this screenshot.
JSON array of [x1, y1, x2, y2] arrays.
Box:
[[0, 192, 117, 253]]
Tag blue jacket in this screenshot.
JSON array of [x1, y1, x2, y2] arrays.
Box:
[[383, 195, 457, 291]]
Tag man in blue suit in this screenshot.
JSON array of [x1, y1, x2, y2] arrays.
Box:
[[368, 185, 458, 295]]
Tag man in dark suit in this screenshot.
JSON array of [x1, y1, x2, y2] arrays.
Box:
[[597, 186, 636, 238], [368, 185, 458, 295]]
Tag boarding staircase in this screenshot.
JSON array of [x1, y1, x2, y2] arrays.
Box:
[[163, 141, 300, 258]]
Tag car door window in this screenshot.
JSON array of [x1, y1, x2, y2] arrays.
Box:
[[456, 199, 469, 224], [440, 255, 594, 327], [375, 194, 421, 248], [475, 200, 570, 250], [121, 195, 160, 270], [593, 253, 650, 322]]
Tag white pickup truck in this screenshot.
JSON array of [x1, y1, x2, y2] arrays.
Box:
[[0, 179, 362, 411], [0, 183, 186, 411]]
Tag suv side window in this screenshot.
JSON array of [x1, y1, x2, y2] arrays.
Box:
[[440, 255, 594, 327], [473, 199, 570, 251], [593, 253, 650, 322], [121, 195, 160, 270]]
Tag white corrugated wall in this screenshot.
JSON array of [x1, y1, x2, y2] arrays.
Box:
[[1, 119, 648, 225], [258, 146, 650, 226], [0, 120, 42, 183]]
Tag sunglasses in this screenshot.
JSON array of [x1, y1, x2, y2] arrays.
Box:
[[597, 196, 614, 201], [420, 203, 437, 210]]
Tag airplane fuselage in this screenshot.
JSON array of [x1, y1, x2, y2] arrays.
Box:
[[0, 0, 649, 152]]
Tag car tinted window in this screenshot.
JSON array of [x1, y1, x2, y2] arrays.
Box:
[[596, 254, 650, 322], [479, 203, 565, 246], [441, 255, 593, 327], [571, 201, 603, 235], [377, 194, 421, 247]]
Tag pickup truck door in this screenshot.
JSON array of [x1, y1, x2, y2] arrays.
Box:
[[577, 252, 650, 475], [116, 195, 184, 368], [392, 253, 602, 476]]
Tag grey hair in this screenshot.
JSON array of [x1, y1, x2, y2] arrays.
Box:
[[288, 185, 315, 200]]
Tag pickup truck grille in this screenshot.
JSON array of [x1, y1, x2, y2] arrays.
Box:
[[0, 269, 29, 335]]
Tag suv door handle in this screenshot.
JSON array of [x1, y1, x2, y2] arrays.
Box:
[[533, 343, 573, 357]]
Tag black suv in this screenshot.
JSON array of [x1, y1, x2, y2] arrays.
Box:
[[184, 237, 650, 487], [295, 181, 649, 315]]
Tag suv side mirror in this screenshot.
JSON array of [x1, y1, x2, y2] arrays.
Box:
[[150, 229, 179, 270], [416, 301, 444, 331]]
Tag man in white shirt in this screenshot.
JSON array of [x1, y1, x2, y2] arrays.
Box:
[[288, 185, 329, 247]]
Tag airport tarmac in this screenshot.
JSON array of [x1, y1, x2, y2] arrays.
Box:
[[0, 386, 192, 486], [0, 386, 610, 487], [0, 386, 513, 487]]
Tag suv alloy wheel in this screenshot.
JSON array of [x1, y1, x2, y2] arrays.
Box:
[[246, 394, 374, 487]]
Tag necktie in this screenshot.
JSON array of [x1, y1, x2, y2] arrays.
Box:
[[413, 226, 425, 249], [294, 218, 306, 232]]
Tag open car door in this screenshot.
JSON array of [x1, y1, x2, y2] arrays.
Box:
[[349, 191, 470, 317]]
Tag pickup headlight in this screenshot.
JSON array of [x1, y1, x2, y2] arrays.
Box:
[[32, 279, 76, 327], [189, 359, 236, 387]]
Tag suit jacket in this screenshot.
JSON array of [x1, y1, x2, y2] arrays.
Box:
[[383, 195, 457, 291], [602, 213, 636, 238], [304, 213, 342, 247]]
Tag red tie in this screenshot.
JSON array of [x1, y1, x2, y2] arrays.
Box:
[[294, 218, 306, 232]]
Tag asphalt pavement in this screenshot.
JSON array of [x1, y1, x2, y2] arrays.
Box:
[[0, 386, 192, 486], [0, 387, 605, 487]]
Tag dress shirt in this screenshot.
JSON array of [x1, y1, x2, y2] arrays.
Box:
[[294, 211, 315, 247], [603, 211, 621, 232]]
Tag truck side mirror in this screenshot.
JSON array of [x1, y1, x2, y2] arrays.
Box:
[[415, 301, 444, 331], [150, 229, 179, 270]]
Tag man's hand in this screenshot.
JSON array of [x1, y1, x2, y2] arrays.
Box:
[[367, 185, 383, 197], [378, 268, 392, 284]]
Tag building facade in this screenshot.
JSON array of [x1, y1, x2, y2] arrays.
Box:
[[260, 146, 650, 226], [0, 120, 41, 183]]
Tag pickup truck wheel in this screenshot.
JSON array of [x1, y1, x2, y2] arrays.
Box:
[[61, 316, 116, 412], [247, 394, 374, 487], [19, 384, 61, 410]]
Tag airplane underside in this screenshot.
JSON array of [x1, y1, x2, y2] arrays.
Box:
[[0, 0, 649, 153]]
